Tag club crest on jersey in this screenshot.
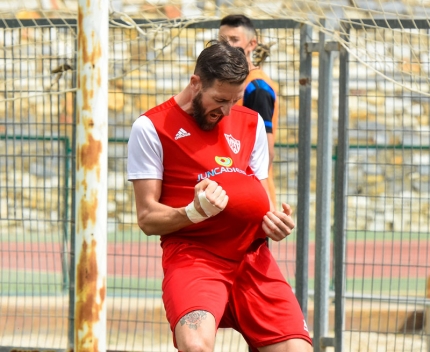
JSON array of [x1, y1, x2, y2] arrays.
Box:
[[224, 134, 240, 154]]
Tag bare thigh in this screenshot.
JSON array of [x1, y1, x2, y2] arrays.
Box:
[[258, 338, 313, 352], [175, 310, 217, 352]]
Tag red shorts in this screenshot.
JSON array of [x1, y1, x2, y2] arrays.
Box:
[[161, 239, 312, 349]]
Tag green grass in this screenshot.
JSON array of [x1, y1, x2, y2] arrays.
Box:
[[0, 270, 67, 295], [344, 277, 428, 297], [106, 229, 159, 243], [2, 229, 427, 245], [108, 275, 162, 297], [283, 277, 428, 298], [0, 269, 162, 297], [345, 230, 427, 241], [1, 269, 427, 298], [0, 228, 159, 244]]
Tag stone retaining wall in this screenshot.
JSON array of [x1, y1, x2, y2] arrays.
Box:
[[1, 19, 430, 236]]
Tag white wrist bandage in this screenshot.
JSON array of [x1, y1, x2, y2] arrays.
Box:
[[198, 191, 222, 217], [185, 200, 208, 223], [185, 191, 223, 223]]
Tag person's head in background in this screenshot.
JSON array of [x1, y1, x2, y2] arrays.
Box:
[[219, 14, 257, 66]]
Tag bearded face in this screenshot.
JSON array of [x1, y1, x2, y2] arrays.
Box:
[[189, 78, 245, 131], [192, 91, 225, 131]]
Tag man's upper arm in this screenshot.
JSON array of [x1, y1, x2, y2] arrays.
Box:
[[243, 80, 275, 134], [127, 116, 195, 235], [127, 115, 164, 181], [132, 179, 162, 214], [250, 116, 269, 180]]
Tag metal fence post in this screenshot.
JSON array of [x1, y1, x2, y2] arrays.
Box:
[[72, 1, 108, 351], [426, 277, 430, 352], [296, 23, 313, 320], [313, 19, 335, 352], [333, 23, 350, 352], [68, 33, 79, 350]]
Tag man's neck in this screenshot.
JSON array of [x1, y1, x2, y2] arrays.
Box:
[[174, 85, 193, 115]]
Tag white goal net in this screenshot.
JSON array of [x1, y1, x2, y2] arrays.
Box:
[[1, 0, 430, 97]]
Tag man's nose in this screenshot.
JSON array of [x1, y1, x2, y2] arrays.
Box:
[[221, 102, 234, 116], [221, 104, 233, 116]]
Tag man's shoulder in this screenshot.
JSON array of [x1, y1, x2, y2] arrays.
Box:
[[231, 104, 259, 117], [144, 97, 176, 118], [247, 68, 271, 82], [244, 79, 277, 102], [247, 69, 278, 92]]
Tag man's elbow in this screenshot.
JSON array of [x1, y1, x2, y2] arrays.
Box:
[[137, 216, 155, 236]]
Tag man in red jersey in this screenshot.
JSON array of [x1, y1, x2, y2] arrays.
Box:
[[127, 40, 312, 352], [219, 14, 279, 206]]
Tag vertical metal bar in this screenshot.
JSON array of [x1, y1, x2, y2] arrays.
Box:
[[73, 1, 108, 351], [334, 24, 350, 352], [59, 27, 70, 294], [296, 23, 313, 320], [68, 29, 78, 350], [314, 20, 334, 352], [426, 277, 430, 352], [62, 135, 70, 294]]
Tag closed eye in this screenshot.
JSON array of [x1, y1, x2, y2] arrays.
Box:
[[225, 36, 240, 44]]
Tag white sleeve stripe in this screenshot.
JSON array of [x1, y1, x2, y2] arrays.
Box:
[[127, 115, 164, 181], [128, 172, 163, 180], [250, 114, 269, 180]]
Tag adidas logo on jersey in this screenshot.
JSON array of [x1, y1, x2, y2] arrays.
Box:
[[175, 128, 191, 140]]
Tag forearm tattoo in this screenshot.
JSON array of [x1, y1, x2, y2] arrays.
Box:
[[179, 310, 207, 330]]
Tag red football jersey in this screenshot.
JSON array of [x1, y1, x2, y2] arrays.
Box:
[[128, 97, 270, 261]]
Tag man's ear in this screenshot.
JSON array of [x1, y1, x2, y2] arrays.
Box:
[[190, 74, 201, 91], [249, 37, 258, 52]]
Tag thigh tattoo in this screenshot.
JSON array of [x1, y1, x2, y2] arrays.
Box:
[[179, 310, 207, 330]]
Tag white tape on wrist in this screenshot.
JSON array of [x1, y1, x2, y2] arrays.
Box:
[[185, 190, 223, 223], [198, 191, 222, 217], [185, 200, 208, 223]]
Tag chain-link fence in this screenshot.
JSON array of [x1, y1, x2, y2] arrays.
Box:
[[0, 18, 429, 352]]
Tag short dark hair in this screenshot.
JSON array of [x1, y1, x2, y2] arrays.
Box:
[[194, 39, 249, 88], [220, 14, 255, 33]]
